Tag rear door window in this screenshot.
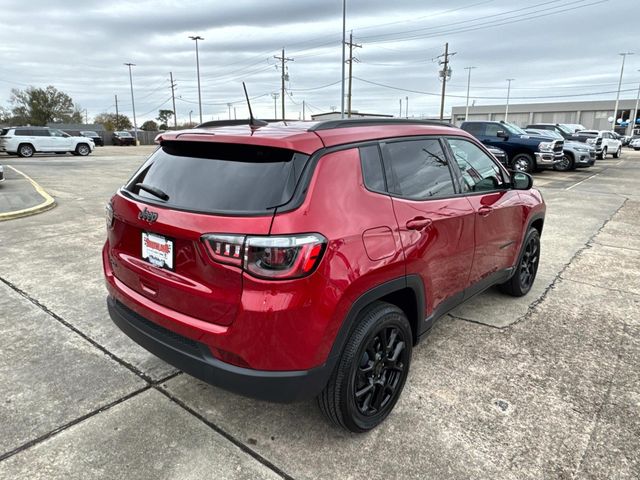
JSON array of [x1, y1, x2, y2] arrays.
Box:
[[381, 138, 455, 200], [125, 142, 310, 215], [359, 145, 386, 193]]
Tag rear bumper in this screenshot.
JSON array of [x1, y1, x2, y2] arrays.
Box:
[[107, 296, 333, 402]]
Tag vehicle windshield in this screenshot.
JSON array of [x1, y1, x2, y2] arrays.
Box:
[[82, 131, 98, 136], [502, 122, 527, 135], [556, 124, 574, 136], [528, 129, 562, 140], [117, 132, 133, 137]]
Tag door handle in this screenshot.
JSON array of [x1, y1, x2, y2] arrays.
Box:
[[406, 217, 433, 231], [478, 206, 493, 217]]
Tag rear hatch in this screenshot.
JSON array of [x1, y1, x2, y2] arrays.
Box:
[[107, 140, 310, 326]]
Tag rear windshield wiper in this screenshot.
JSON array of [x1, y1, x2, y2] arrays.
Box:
[[135, 183, 169, 201]]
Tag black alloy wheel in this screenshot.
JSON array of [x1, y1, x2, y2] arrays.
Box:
[[499, 227, 541, 297], [354, 325, 408, 417], [318, 302, 413, 433], [519, 235, 539, 292]]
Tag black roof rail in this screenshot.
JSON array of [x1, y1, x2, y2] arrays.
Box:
[[308, 118, 455, 132]]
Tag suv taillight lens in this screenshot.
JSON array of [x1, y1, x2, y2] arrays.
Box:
[[202, 233, 326, 279], [202, 234, 245, 267], [105, 201, 114, 229]]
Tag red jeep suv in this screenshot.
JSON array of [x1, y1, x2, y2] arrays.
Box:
[[103, 118, 545, 432]]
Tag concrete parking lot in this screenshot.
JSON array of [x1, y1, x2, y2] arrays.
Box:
[[0, 146, 638, 479]]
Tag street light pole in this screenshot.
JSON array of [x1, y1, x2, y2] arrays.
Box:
[[613, 52, 634, 132], [631, 69, 640, 137], [464, 66, 477, 122], [189, 110, 193, 126], [340, 0, 346, 119], [124, 63, 138, 145], [505, 78, 515, 122], [189, 35, 204, 124], [271, 92, 279, 119]]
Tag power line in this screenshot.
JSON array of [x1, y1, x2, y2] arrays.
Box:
[[353, 76, 638, 100]]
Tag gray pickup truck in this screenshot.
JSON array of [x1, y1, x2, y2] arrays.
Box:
[[525, 129, 596, 171]]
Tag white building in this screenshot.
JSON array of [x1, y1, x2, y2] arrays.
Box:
[[451, 99, 639, 133]]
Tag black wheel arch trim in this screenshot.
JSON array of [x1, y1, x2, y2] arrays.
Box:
[[326, 275, 426, 367]]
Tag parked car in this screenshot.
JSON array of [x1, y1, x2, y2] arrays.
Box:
[[486, 146, 508, 166], [460, 120, 563, 173], [576, 130, 622, 159], [80, 131, 104, 146], [0, 126, 94, 157], [525, 123, 584, 142], [0, 164, 4, 183], [112, 131, 136, 146], [629, 137, 640, 150], [525, 128, 595, 170], [103, 118, 546, 432]]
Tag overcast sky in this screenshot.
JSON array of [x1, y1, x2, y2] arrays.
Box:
[[0, 0, 637, 125]]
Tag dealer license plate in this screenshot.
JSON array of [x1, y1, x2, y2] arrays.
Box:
[[141, 232, 174, 270]]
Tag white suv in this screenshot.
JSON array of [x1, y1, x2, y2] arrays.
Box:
[[0, 127, 94, 157], [577, 130, 622, 159]]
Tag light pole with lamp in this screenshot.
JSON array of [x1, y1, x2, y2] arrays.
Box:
[[464, 66, 477, 122], [189, 35, 204, 124], [124, 63, 138, 146], [612, 52, 633, 131]]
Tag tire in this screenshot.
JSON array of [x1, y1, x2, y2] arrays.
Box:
[[75, 143, 90, 156], [613, 146, 621, 158], [499, 228, 540, 297], [511, 153, 535, 173], [17, 143, 34, 158], [317, 301, 413, 433], [599, 147, 607, 160], [553, 153, 573, 171]]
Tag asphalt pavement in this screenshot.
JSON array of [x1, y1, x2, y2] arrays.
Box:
[[0, 146, 638, 479]]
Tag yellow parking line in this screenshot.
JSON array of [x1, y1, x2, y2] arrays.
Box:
[[0, 165, 56, 221]]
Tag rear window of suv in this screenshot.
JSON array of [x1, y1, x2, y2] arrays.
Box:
[[124, 141, 310, 215]]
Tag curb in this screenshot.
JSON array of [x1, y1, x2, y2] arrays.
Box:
[[0, 165, 56, 222]]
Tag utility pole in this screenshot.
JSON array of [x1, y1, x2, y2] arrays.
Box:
[[274, 49, 294, 120], [271, 92, 279, 119], [189, 35, 204, 124], [437, 43, 456, 121], [234, 107, 237, 120], [505, 78, 515, 122], [345, 31, 361, 118], [399, 98, 402, 118], [464, 66, 477, 122], [84, 109, 88, 124], [405, 96, 408, 118], [169, 72, 177, 128], [124, 63, 138, 145], [613, 52, 634, 131], [302, 100, 306, 121], [341, 0, 346, 119], [227, 103, 232, 120], [115, 94, 119, 128], [630, 69, 640, 137]]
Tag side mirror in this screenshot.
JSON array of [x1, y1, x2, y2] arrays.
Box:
[[511, 172, 533, 190], [497, 130, 508, 139]]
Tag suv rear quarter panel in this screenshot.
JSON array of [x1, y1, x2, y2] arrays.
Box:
[[268, 147, 406, 367]]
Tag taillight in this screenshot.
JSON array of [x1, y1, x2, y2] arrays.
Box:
[[105, 201, 114, 229], [202, 233, 326, 279], [202, 234, 245, 267]]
